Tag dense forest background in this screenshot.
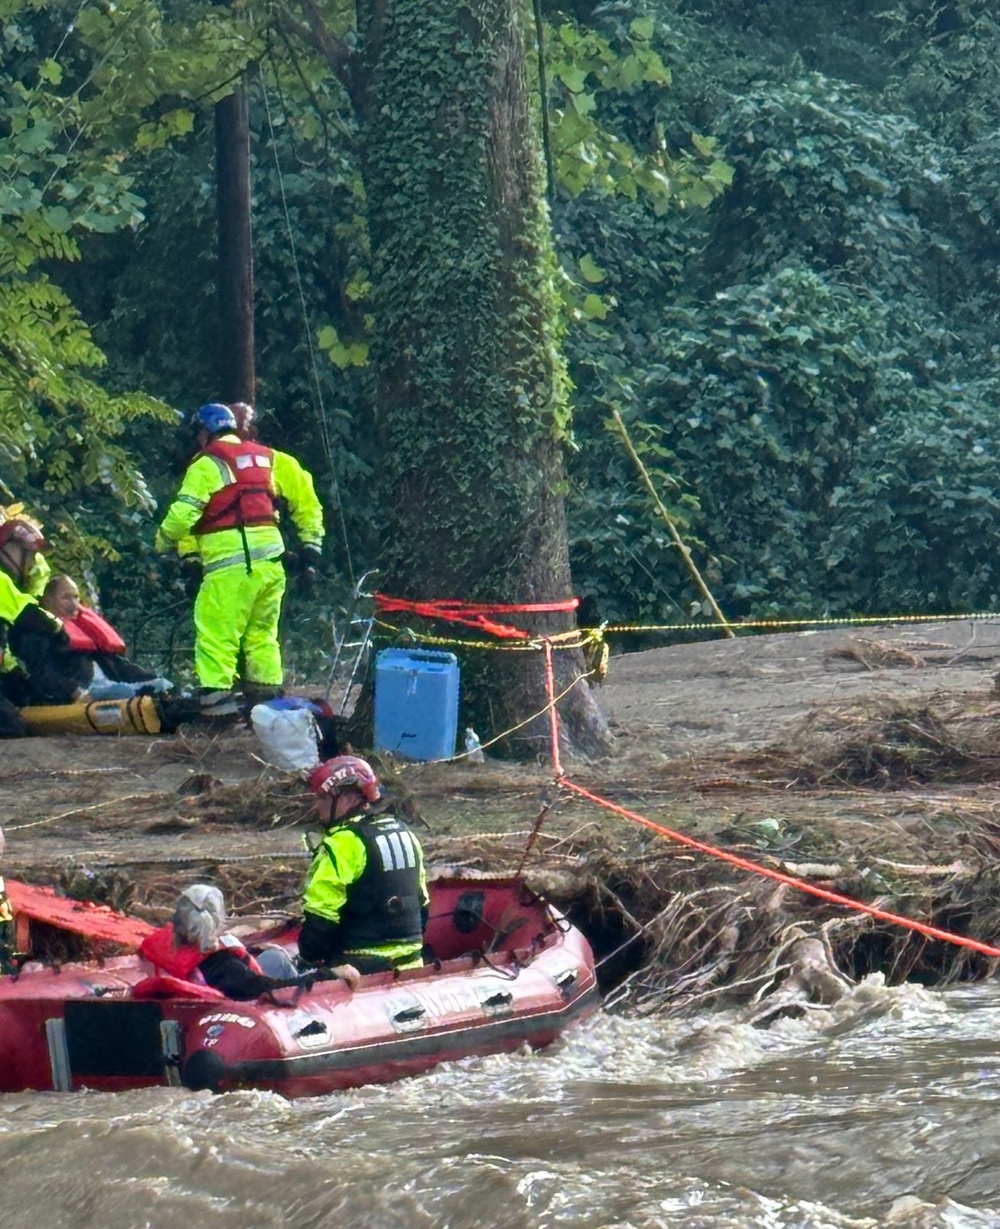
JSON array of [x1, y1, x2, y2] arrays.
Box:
[[3, 0, 1000, 679]]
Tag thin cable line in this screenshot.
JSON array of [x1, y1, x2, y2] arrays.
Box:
[[258, 63, 356, 581]]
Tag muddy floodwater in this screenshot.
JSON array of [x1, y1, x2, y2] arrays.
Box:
[[2, 977, 1000, 1228]]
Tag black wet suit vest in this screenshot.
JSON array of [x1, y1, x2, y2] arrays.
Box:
[[334, 814, 424, 948]]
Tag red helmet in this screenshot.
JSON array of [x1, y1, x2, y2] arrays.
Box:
[[306, 755, 381, 802], [0, 519, 47, 553]]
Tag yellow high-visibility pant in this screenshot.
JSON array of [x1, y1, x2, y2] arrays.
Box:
[[193, 558, 286, 690]]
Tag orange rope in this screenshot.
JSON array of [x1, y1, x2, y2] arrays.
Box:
[[533, 620, 1000, 962], [374, 593, 579, 640], [557, 779, 1000, 959], [376, 586, 1000, 962]]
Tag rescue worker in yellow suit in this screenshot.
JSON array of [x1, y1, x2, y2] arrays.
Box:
[[155, 403, 325, 716], [229, 401, 321, 589], [299, 755, 429, 974], [0, 514, 90, 735]]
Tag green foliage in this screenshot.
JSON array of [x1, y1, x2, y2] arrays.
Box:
[[544, 12, 733, 213], [0, 0, 185, 568], [317, 324, 369, 369], [561, 10, 1000, 625], [11, 0, 1000, 648]]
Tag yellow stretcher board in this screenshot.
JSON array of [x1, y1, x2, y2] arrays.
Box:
[[18, 695, 161, 736]]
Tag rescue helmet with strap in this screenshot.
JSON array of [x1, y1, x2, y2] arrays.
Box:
[[191, 402, 237, 437], [0, 509, 48, 587], [306, 755, 382, 803], [0, 518, 47, 554]]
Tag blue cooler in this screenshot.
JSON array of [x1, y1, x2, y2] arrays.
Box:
[[373, 648, 460, 761]]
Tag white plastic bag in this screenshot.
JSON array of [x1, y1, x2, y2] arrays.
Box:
[[250, 703, 321, 773], [463, 726, 485, 763]]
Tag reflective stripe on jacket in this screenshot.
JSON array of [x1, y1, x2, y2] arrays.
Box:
[[0, 570, 36, 627], [303, 813, 428, 947], [0, 571, 47, 671], [155, 435, 325, 569]]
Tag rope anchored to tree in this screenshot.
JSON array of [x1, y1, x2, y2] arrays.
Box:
[[373, 593, 579, 640]]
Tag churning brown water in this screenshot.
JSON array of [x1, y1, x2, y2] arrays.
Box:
[[2, 976, 1000, 1228]]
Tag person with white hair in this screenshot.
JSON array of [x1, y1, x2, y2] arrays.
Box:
[[139, 883, 358, 999]]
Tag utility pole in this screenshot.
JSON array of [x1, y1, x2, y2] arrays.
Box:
[[214, 86, 255, 404]]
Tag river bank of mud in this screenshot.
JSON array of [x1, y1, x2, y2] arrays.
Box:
[[5, 618, 1000, 1017]]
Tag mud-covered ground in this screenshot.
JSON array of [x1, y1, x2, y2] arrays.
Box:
[[5, 618, 1000, 996]]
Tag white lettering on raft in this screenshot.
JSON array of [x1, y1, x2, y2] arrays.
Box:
[[200, 1012, 256, 1028]]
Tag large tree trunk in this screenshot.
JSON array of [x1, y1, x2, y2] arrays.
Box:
[[357, 0, 611, 759]]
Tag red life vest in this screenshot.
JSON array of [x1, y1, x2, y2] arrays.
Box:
[[139, 923, 263, 981], [62, 607, 127, 656], [193, 439, 278, 534]]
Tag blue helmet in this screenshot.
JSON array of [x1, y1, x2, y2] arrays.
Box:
[[191, 402, 237, 436]]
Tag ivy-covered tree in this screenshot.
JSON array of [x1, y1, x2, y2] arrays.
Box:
[[349, 0, 610, 755]]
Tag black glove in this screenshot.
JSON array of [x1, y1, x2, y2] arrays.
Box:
[[179, 556, 202, 599], [298, 546, 321, 593]]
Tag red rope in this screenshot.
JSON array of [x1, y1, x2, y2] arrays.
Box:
[[558, 777, 1000, 961], [374, 593, 579, 641]]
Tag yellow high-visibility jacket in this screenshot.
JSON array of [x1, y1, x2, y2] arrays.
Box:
[[24, 554, 50, 598], [0, 571, 59, 673], [0, 571, 36, 643], [155, 435, 324, 573]]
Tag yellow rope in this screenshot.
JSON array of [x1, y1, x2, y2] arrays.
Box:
[[604, 611, 1000, 634], [375, 610, 998, 652]]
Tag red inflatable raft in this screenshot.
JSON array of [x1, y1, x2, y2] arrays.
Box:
[[0, 877, 599, 1097]]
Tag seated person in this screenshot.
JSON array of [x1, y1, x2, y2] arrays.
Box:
[[40, 575, 173, 700], [139, 883, 358, 1000], [0, 517, 90, 721], [300, 755, 429, 974]]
